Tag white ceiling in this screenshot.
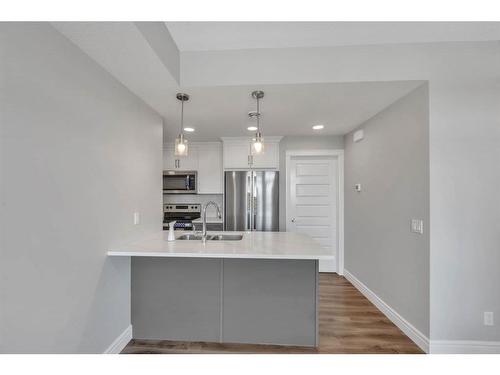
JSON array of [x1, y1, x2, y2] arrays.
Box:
[[163, 81, 424, 141], [54, 23, 427, 142], [166, 22, 500, 51]]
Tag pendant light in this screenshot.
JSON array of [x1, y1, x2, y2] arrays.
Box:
[[250, 90, 265, 155], [174, 93, 189, 156]]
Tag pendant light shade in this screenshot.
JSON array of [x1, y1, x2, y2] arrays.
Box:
[[250, 90, 265, 155], [252, 131, 264, 154], [175, 133, 188, 156], [175, 93, 189, 156]]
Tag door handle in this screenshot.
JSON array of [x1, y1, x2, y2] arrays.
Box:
[[291, 218, 296, 223], [247, 192, 252, 231]]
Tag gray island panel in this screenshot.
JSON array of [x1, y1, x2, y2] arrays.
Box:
[[222, 259, 318, 346], [130, 257, 319, 347], [131, 257, 222, 342]]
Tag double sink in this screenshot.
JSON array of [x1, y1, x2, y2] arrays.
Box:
[[177, 234, 243, 241]]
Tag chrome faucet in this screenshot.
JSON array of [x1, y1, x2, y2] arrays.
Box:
[[202, 201, 222, 243]]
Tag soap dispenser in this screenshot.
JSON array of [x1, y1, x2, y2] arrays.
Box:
[[167, 221, 176, 241]]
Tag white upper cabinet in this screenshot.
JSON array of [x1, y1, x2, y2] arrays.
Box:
[[163, 146, 176, 170], [222, 137, 282, 169], [222, 139, 253, 169], [251, 140, 280, 169], [163, 142, 223, 194], [163, 145, 198, 170], [197, 142, 223, 194]]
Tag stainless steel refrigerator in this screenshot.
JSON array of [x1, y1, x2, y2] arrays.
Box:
[[224, 171, 279, 231]]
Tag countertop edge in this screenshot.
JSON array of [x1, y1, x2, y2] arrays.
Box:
[[107, 251, 333, 261]]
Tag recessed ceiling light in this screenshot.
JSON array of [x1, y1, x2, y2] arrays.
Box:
[[312, 124, 324, 130], [247, 126, 258, 131], [183, 127, 195, 132]]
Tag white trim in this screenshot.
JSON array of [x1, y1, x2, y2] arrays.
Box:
[[104, 325, 132, 354], [285, 149, 344, 275], [344, 269, 429, 353], [430, 340, 500, 354], [163, 141, 222, 149], [337, 153, 344, 275], [220, 136, 283, 142]]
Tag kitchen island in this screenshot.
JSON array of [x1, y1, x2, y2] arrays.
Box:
[[108, 231, 332, 347]]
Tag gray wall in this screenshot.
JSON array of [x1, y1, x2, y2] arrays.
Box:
[[344, 84, 430, 337], [0, 23, 162, 353], [279, 136, 343, 231], [181, 42, 500, 345]]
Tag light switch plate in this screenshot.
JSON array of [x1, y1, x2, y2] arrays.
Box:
[[484, 312, 494, 326], [411, 219, 424, 234], [133, 212, 140, 225]]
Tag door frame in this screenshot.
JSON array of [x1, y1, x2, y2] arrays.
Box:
[[285, 149, 344, 275]]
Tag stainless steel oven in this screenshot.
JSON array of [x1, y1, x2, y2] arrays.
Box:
[[163, 171, 197, 194], [163, 204, 201, 230]]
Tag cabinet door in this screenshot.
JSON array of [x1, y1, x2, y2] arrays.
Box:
[[164, 145, 199, 170], [197, 143, 223, 194], [163, 147, 176, 170], [177, 145, 198, 170], [251, 141, 279, 169], [223, 141, 252, 169]]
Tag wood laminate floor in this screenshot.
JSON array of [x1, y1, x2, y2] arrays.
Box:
[[122, 274, 423, 354]]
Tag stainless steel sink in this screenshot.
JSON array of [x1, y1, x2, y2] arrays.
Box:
[[209, 234, 243, 241], [177, 234, 243, 241], [177, 234, 204, 241]]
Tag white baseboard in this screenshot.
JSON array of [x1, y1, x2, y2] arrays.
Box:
[[344, 269, 429, 353], [104, 325, 132, 354], [430, 340, 500, 354]]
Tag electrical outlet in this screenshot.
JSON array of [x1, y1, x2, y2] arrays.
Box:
[[411, 219, 424, 234], [484, 312, 494, 326], [133, 212, 140, 225]]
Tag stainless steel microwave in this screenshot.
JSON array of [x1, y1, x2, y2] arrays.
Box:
[[163, 171, 197, 194]]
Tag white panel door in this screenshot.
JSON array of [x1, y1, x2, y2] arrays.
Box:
[[288, 157, 337, 272]]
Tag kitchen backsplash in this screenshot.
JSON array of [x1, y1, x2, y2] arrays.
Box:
[[163, 194, 224, 217]]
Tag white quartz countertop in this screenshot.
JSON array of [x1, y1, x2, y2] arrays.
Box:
[[107, 231, 332, 260]]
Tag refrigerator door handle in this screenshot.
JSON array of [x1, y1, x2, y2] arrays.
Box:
[[247, 172, 252, 231], [247, 192, 252, 230], [253, 173, 257, 230], [253, 196, 257, 230]]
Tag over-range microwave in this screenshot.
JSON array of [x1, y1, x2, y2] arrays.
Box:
[[163, 171, 197, 194]]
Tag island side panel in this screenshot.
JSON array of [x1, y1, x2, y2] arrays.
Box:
[[222, 259, 318, 347], [131, 257, 221, 342]]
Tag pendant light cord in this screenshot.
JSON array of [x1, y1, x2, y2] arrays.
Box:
[[256, 97, 260, 132], [180, 99, 184, 135]]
